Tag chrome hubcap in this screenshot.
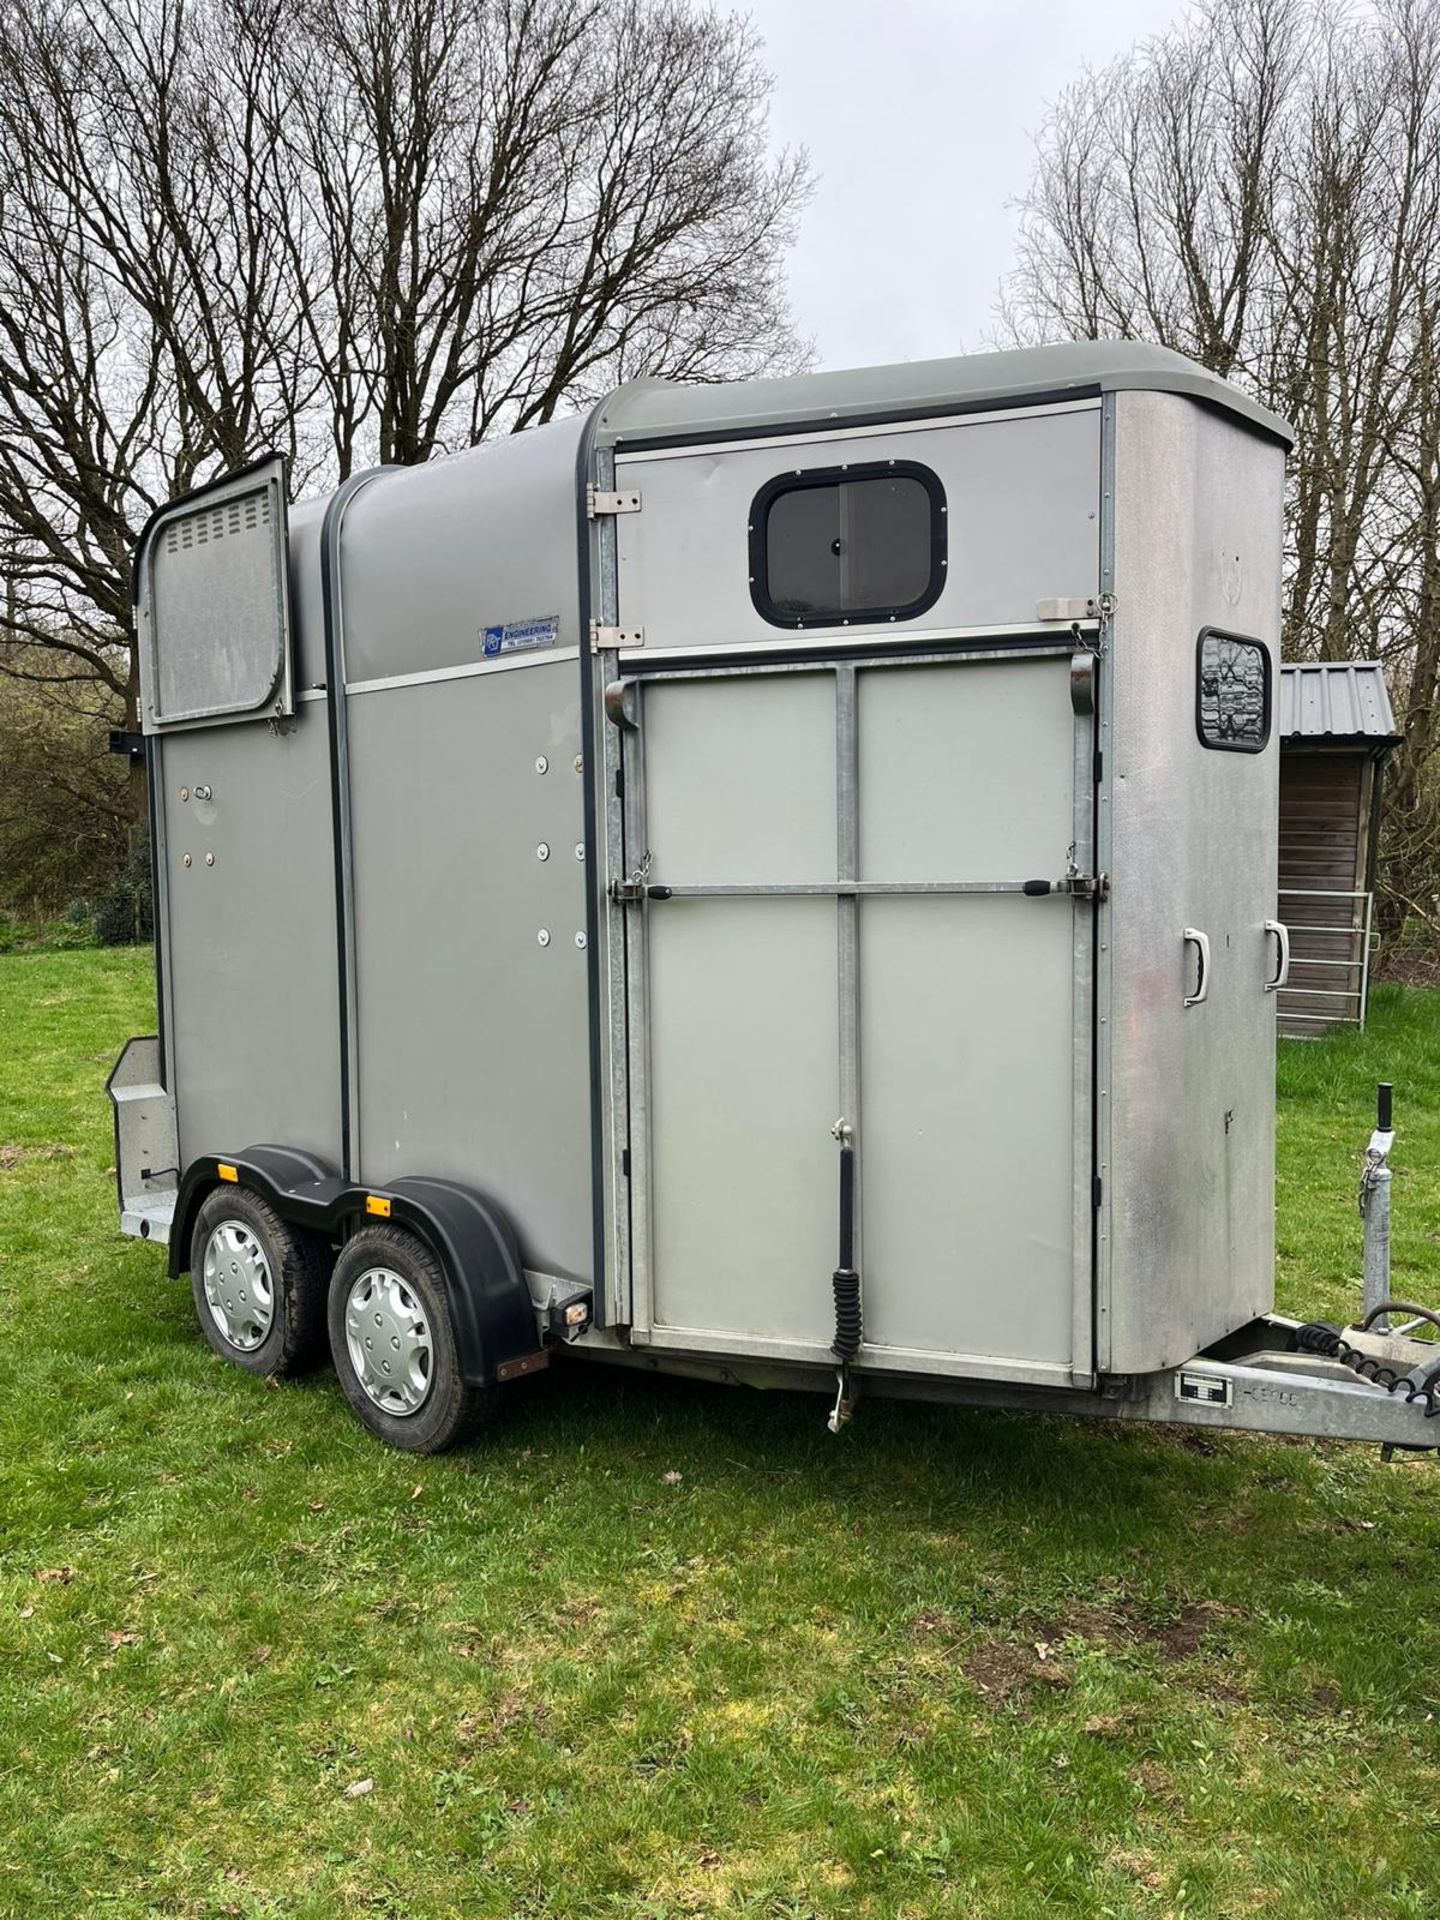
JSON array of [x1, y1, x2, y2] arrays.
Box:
[[345, 1267, 433, 1416], [202, 1220, 275, 1351]]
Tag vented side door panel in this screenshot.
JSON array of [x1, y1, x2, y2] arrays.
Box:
[[139, 455, 293, 732]]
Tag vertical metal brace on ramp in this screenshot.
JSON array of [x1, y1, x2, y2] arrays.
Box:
[[828, 666, 863, 1432]]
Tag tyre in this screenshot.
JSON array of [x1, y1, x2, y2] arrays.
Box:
[[189, 1184, 331, 1376], [327, 1224, 497, 1453]]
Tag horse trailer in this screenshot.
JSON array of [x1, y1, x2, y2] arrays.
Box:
[[108, 340, 1440, 1453]]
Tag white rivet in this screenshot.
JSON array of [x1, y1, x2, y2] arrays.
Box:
[[537, 842, 550, 861], [535, 755, 548, 774], [574, 931, 587, 949], [573, 755, 583, 775], [574, 843, 585, 861], [182, 853, 192, 868], [179, 787, 189, 801], [205, 853, 214, 866], [537, 928, 550, 946]]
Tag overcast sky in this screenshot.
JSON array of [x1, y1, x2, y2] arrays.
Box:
[[745, 0, 1188, 370]]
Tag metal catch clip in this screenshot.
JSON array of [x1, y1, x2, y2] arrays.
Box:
[[609, 850, 653, 905]]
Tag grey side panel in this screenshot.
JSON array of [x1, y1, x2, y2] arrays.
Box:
[[616, 408, 1100, 652], [1106, 391, 1285, 1374], [346, 662, 594, 1281], [338, 417, 586, 685], [161, 708, 342, 1171]]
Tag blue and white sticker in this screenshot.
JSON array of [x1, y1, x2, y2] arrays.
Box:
[[482, 614, 560, 659]]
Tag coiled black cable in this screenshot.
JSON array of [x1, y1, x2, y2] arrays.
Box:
[[1294, 1309, 1440, 1416]]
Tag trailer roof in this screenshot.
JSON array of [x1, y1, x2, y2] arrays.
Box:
[[593, 340, 1293, 451], [1278, 662, 1401, 747]]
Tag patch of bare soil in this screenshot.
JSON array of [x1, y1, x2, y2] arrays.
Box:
[[963, 1640, 1072, 1707], [455, 1689, 547, 1749], [0, 1143, 75, 1169]]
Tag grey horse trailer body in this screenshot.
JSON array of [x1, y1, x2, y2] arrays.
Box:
[[109, 341, 1440, 1452]]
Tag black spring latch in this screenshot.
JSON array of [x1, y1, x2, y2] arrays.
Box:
[[828, 1120, 862, 1432]]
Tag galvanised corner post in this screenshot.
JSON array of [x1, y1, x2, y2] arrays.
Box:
[[1360, 1082, 1395, 1329]]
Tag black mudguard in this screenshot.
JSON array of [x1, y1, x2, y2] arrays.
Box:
[[169, 1147, 544, 1387]]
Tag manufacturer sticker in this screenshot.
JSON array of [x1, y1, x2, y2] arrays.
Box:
[[482, 614, 560, 658]]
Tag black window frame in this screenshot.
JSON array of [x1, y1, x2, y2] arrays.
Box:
[[1195, 625, 1272, 754], [748, 459, 948, 630]]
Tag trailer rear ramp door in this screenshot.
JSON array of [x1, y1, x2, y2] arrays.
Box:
[[618, 649, 1097, 1390]]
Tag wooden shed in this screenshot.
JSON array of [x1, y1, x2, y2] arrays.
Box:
[[1277, 662, 1400, 1037]]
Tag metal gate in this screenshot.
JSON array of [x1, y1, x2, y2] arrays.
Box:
[[612, 646, 1099, 1390]]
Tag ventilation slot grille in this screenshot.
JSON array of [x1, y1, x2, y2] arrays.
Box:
[[164, 491, 270, 554]]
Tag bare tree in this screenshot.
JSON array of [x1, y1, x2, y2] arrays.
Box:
[[1002, 0, 1440, 939], [0, 0, 808, 848], [264, 0, 808, 469]]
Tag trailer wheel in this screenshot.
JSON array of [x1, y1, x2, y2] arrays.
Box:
[[327, 1225, 497, 1453], [189, 1185, 330, 1376]]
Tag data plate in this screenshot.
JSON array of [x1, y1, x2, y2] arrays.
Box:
[[1176, 1370, 1233, 1407]]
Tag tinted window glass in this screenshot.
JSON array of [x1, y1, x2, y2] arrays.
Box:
[[752, 464, 944, 626], [1197, 629, 1270, 751]]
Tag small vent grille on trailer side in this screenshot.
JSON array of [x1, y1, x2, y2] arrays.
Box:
[[164, 492, 271, 554]]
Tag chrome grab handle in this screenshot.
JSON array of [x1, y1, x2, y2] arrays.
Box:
[[1264, 918, 1290, 992], [1183, 927, 1211, 1008]]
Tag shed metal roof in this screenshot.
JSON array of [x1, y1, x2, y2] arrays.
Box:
[[594, 340, 1293, 452], [1278, 662, 1400, 747]]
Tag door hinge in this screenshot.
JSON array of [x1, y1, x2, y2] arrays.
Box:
[[587, 487, 642, 519], [1092, 1174, 1104, 1208], [590, 621, 644, 650]]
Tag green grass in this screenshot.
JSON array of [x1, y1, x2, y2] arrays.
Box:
[[1, 953, 1437, 1919]]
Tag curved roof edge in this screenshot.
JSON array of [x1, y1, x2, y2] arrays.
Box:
[[593, 340, 1293, 452]]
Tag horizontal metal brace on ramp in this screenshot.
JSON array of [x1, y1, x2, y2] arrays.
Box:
[[612, 875, 1108, 903]]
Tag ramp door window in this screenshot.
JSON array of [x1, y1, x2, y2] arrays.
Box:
[[1196, 628, 1270, 752], [750, 462, 945, 627]]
